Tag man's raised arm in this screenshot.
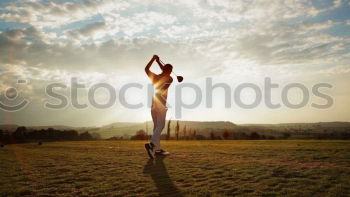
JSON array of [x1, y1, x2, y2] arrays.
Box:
[[155, 56, 165, 71], [145, 55, 158, 77]]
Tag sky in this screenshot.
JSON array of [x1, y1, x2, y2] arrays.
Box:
[[0, 0, 349, 126]]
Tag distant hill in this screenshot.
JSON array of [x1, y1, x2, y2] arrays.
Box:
[[82, 121, 350, 139], [95, 121, 236, 139], [243, 122, 350, 128], [1, 121, 349, 139], [28, 125, 89, 131]]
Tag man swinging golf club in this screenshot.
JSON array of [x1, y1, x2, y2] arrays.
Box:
[[144, 55, 183, 158]]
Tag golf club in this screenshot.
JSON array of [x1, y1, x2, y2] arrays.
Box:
[[159, 59, 183, 82]]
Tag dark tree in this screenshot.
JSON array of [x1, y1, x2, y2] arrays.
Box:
[[131, 130, 148, 140], [210, 131, 215, 140], [166, 120, 171, 140], [222, 129, 230, 140], [175, 121, 180, 140], [182, 125, 187, 140], [13, 126, 27, 141], [249, 132, 261, 140], [79, 131, 93, 140], [283, 132, 291, 139]]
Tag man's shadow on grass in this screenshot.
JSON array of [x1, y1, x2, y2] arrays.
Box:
[[143, 156, 183, 197]]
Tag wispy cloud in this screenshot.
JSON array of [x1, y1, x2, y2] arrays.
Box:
[[0, 0, 128, 28]]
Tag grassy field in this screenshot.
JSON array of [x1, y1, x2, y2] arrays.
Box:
[[0, 140, 349, 197]]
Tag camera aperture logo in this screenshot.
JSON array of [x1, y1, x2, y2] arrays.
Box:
[[0, 79, 30, 112]]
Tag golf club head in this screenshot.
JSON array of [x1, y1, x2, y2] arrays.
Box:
[[177, 76, 184, 83]]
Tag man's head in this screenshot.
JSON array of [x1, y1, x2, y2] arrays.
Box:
[[162, 64, 173, 75]]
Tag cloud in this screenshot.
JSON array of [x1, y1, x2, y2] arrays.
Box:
[[0, 26, 218, 77], [0, 0, 336, 36], [67, 22, 107, 40], [177, 0, 331, 23], [57, 11, 178, 44], [333, 0, 343, 8], [233, 20, 349, 65], [0, 0, 129, 28], [318, 64, 350, 75]]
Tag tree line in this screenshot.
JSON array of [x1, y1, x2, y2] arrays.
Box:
[[0, 126, 100, 144], [130, 120, 276, 140], [130, 120, 350, 140]]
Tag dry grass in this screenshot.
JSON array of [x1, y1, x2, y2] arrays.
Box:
[[0, 140, 349, 196]]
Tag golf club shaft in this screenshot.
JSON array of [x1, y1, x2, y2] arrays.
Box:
[[159, 59, 179, 76]]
